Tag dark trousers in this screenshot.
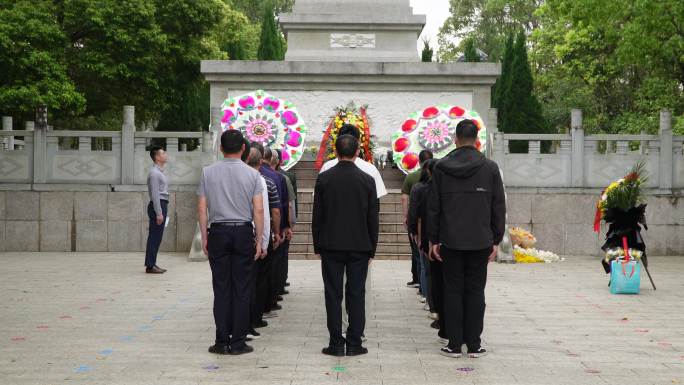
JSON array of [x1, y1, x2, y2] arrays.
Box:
[[268, 244, 283, 308], [252, 241, 274, 322], [145, 200, 168, 268], [430, 259, 446, 337], [207, 225, 255, 349], [321, 250, 370, 348], [409, 234, 419, 282], [441, 247, 490, 350], [280, 239, 290, 292]]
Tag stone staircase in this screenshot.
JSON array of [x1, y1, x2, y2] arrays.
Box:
[[289, 161, 411, 260]]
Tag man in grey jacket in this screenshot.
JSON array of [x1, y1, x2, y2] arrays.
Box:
[[145, 145, 169, 274]]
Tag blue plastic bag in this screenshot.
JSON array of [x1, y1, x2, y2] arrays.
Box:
[[610, 259, 641, 294]]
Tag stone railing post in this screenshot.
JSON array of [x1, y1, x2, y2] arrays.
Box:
[[487, 108, 498, 160], [33, 106, 48, 183], [571, 109, 584, 187], [659, 109, 673, 190], [121, 106, 135, 184], [2, 116, 12, 150]]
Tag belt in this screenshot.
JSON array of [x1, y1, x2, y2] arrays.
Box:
[[211, 222, 252, 228]]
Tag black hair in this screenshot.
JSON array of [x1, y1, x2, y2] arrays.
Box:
[[241, 137, 251, 162], [274, 148, 283, 169], [251, 141, 265, 157], [338, 124, 360, 139], [418, 150, 433, 165], [419, 159, 436, 183], [149, 145, 164, 161], [220, 130, 245, 154], [335, 134, 359, 159], [456, 119, 478, 142]]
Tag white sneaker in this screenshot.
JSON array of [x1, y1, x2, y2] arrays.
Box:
[[439, 346, 462, 358], [428, 313, 439, 320], [263, 311, 278, 319], [438, 337, 449, 345], [423, 303, 430, 311], [417, 295, 426, 303], [467, 348, 488, 358]]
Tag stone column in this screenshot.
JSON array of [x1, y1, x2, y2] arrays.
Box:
[[121, 106, 135, 185], [33, 106, 48, 184], [570, 109, 584, 188], [2, 116, 12, 150], [659, 109, 673, 190]]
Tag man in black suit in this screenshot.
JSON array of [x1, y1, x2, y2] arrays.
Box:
[[312, 134, 379, 357]]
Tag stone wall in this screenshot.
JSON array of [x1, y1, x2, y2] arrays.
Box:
[[0, 189, 197, 253]]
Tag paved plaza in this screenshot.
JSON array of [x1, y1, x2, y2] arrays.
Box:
[[1, 252, 683, 385]]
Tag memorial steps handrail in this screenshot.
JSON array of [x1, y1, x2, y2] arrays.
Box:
[[135, 131, 204, 139]]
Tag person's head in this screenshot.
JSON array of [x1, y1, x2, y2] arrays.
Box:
[[241, 137, 251, 163], [335, 134, 359, 161], [338, 124, 360, 139], [263, 147, 273, 165], [418, 150, 433, 166], [270, 149, 279, 167], [247, 147, 262, 169], [274, 149, 283, 169], [220, 130, 245, 157], [251, 141, 265, 157], [419, 159, 436, 183], [149, 145, 167, 165], [455, 119, 478, 147]]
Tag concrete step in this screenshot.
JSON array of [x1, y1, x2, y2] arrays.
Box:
[[295, 189, 405, 204], [289, 242, 411, 255], [295, 201, 405, 215], [296, 221, 407, 234], [295, 211, 404, 223], [291, 232, 411, 245]]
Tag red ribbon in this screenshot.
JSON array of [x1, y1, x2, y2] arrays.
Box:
[[315, 118, 335, 170], [620, 236, 636, 278], [593, 205, 602, 233]]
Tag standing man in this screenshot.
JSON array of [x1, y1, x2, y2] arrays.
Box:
[[401, 150, 433, 291], [274, 148, 297, 293], [313, 134, 379, 357], [427, 120, 505, 359], [198, 130, 264, 355], [145, 145, 169, 274]]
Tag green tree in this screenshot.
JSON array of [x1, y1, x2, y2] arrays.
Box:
[[0, 2, 85, 118], [231, 0, 293, 22], [500, 31, 547, 151], [257, 3, 284, 60], [493, 33, 514, 118], [421, 39, 434, 62], [438, 0, 541, 62], [462, 38, 480, 62]]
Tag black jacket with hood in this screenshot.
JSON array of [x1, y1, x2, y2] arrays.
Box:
[[427, 146, 506, 251]]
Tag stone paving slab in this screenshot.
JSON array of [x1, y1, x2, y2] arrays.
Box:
[[1, 252, 683, 385]]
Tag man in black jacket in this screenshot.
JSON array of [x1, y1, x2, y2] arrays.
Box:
[[312, 134, 379, 357], [427, 119, 506, 359]]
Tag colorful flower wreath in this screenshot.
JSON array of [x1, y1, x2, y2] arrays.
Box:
[[315, 103, 373, 169]]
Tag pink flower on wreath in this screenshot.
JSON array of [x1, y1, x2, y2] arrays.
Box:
[[240, 114, 277, 145], [422, 120, 450, 145]]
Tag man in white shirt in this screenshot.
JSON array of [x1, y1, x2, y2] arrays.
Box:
[[319, 124, 387, 199]]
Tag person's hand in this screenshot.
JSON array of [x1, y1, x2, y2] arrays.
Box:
[[156, 214, 164, 225], [273, 233, 282, 249], [416, 238, 422, 250], [368, 258, 373, 266], [488, 245, 498, 263], [430, 242, 442, 262], [284, 228, 293, 241], [202, 237, 208, 256], [255, 244, 263, 261], [260, 249, 268, 259]]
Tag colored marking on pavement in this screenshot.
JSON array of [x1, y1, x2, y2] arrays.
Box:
[[59, 315, 72, 319], [37, 325, 49, 329], [585, 369, 601, 374], [658, 341, 673, 348], [73, 365, 91, 373], [635, 329, 649, 333], [98, 348, 113, 356], [119, 336, 134, 342], [456, 367, 475, 373], [203, 364, 220, 371], [152, 315, 163, 321], [11, 336, 26, 341], [332, 366, 346, 372], [138, 325, 152, 332], [80, 306, 90, 310]]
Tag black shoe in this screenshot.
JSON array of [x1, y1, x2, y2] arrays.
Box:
[[208, 344, 230, 355], [252, 320, 268, 328], [439, 346, 462, 358], [322, 346, 345, 357], [247, 329, 261, 339], [406, 280, 419, 287], [279, 290, 289, 295], [271, 304, 282, 311], [146, 266, 165, 274], [154, 265, 167, 272], [284, 282, 290, 287], [229, 345, 254, 355], [276, 295, 283, 302], [430, 320, 440, 329], [467, 348, 487, 358], [346, 346, 368, 356]]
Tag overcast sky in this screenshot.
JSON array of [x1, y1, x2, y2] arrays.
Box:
[[409, 0, 451, 50]]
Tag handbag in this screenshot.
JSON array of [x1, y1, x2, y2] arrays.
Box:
[[609, 237, 641, 294]]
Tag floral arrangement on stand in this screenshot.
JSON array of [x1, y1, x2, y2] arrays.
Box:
[[315, 103, 373, 169], [221, 90, 307, 171], [593, 161, 656, 289]]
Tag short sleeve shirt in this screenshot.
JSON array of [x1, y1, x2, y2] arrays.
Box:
[[197, 159, 264, 225], [264, 176, 281, 210], [401, 170, 421, 195]]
